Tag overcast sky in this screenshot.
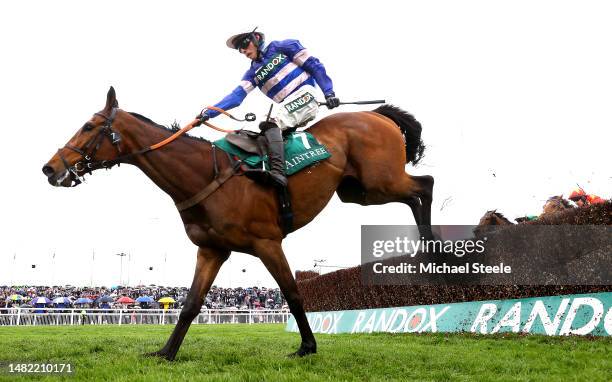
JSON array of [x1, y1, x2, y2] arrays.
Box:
[[1, 1, 610, 288]]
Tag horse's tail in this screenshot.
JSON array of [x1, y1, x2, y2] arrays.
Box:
[[372, 104, 425, 165]]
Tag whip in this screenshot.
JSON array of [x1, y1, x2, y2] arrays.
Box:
[[317, 99, 386, 107]]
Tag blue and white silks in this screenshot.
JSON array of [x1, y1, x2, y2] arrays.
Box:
[[204, 39, 334, 123]]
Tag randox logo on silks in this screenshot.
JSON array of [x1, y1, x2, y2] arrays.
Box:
[[284, 92, 315, 114], [255, 53, 287, 83]]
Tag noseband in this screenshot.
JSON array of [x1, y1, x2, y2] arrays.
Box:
[[58, 107, 123, 186]]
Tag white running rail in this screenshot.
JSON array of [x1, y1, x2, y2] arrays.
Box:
[[0, 308, 290, 326]]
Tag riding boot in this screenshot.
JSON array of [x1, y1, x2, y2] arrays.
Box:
[[244, 122, 287, 187], [264, 126, 288, 187]]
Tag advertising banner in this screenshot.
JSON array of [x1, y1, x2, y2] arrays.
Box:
[[286, 292, 612, 336]]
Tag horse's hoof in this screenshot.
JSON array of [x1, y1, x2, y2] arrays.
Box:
[[288, 344, 317, 358], [145, 350, 174, 361]]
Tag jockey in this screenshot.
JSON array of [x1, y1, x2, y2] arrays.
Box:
[[568, 188, 606, 207], [195, 28, 339, 187]]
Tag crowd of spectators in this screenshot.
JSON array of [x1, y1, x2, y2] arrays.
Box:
[[0, 284, 287, 311]]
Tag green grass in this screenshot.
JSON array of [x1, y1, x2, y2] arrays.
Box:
[[0, 324, 610, 381]]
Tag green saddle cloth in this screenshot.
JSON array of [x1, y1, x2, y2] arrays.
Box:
[[214, 131, 331, 176]]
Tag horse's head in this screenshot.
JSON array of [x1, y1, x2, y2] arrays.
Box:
[[541, 195, 573, 215], [478, 210, 499, 226], [477, 210, 513, 227], [474, 210, 513, 237], [42, 87, 125, 187]]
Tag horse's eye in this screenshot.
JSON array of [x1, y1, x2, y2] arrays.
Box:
[[82, 122, 94, 131]]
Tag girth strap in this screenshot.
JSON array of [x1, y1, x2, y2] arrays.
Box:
[[175, 167, 235, 212]]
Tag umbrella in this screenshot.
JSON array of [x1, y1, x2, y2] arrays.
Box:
[[136, 296, 154, 303], [96, 295, 114, 304], [32, 296, 52, 305], [8, 294, 22, 301], [53, 297, 71, 305], [116, 296, 135, 304], [158, 297, 175, 303], [75, 297, 93, 305]]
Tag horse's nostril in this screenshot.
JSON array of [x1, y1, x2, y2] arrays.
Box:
[[42, 165, 55, 177]]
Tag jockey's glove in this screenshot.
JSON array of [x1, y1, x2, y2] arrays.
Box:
[[195, 111, 210, 125], [325, 93, 340, 109]]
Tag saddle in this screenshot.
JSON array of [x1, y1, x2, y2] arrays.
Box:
[[225, 130, 268, 156], [224, 128, 298, 155]]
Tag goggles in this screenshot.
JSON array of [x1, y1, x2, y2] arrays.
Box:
[[236, 35, 253, 51]]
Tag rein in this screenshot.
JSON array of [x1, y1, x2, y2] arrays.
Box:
[[61, 106, 252, 181], [145, 106, 252, 147], [59, 106, 252, 209], [201, 106, 256, 133]]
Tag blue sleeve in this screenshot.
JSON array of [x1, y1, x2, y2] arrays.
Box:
[[275, 39, 335, 97], [204, 69, 256, 118], [302, 56, 334, 97]]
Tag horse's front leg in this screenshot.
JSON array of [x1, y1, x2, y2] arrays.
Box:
[[254, 239, 316, 357], [147, 246, 229, 361]]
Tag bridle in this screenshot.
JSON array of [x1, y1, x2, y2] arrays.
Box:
[[58, 107, 127, 186]]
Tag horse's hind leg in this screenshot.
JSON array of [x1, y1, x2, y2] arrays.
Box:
[[394, 175, 434, 239], [147, 247, 229, 361], [254, 239, 316, 357], [404, 196, 423, 224], [342, 171, 434, 239], [408, 174, 434, 227], [413, 175, 434, 239]]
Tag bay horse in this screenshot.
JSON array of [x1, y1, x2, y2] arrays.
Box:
[[477, 210, 514, 227], [540, 195, 574, 216], [42, 87, 433, 360], [474, 210, 514, 236]]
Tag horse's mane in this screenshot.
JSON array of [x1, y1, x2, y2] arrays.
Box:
[[128, 112, 211, 143], [484, 210, 513, 224]]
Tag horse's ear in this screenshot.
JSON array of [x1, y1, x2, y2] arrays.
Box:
[[104, 86, 119, 112]]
